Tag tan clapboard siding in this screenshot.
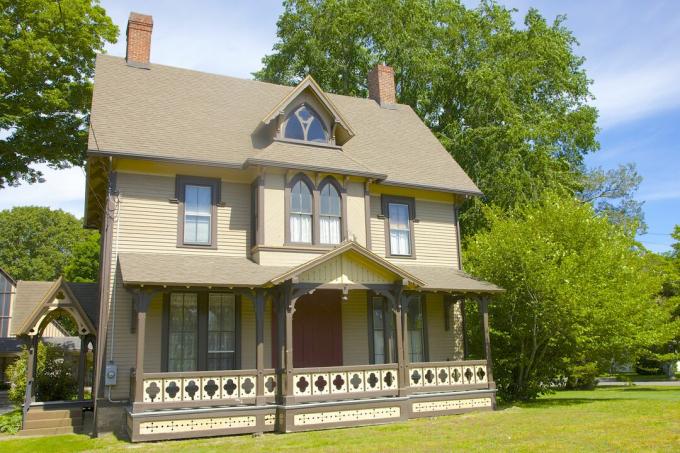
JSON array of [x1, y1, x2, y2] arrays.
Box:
[[299, 253, 394, 285], [369, 195, 459, 268], [106, 265, 136, 399], [342, 290, 369, 365], [115, 172, 250, 257], [144, 294, 163, 372], [42, 321, 67, 338], [255, 250, 324, 267], [346, 181, 367, 246], [425, 293, 463, 361], [263, 172, 285, 246]]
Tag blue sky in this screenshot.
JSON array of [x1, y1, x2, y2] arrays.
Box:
[[0, 0, 678, 252]]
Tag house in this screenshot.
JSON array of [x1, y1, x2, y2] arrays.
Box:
[[81, 12, 503, 442]]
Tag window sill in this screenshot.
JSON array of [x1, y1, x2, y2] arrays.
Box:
[[253, 244, 339, 254], [274, 137, 342, 150], [177, 243, 218, 250]]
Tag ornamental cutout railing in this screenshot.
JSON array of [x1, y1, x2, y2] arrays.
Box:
[[141, 369, 276, 404], [292, 364, 399, 400], [409, 360, 488, 389]]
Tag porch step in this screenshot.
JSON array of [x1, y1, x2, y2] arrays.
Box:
[[18, 426, 83, 436], [23, 417, 83, 430], [21, 404, 85, 436]]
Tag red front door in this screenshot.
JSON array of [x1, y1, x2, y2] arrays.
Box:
[[293, 290, 343, 368]]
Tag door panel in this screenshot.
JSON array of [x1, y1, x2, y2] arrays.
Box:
[[293, 290, 342, 368]]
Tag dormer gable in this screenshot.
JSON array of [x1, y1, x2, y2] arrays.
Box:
[[261, 76, 355, 146]]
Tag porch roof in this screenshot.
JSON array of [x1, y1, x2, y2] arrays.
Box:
[[118, 253, 291, 288], [119, 246, 503, 294]]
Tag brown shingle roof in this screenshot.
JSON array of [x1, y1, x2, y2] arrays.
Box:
[[118, 249, 502, 294], [89, 55, 481, 195], [10, 281, 99, 336]]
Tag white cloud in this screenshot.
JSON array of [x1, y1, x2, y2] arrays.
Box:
[[0, 165, 86, 218], [591, 60, 680, 128]]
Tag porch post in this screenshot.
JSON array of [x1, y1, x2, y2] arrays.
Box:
[[255, 289, 266, 405], [77, 334, 88, 400], [22, 334, 39, 419], [133, 290, 153, 405], [283, 287, 295, 404], [479, 296, 495, 387], [392, 286, 408, 396]]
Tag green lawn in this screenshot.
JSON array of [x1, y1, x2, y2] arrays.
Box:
[[2, 387, 679, 452]]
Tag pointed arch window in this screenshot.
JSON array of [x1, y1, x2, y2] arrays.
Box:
[[319, 181, 342, 244], [284, 104, 328, 143], [290, 178, 313, 243]]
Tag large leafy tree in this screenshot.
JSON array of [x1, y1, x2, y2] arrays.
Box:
[[0, 206, 99, 281], [0, 0, 117, 188], [464, 193, 678, 400], [256, 0, 599, 231]]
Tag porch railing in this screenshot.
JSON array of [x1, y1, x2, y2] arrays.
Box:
[[139, 369, 277, 407], [408, 360, 489, 390], [291, 364, 399, 402]]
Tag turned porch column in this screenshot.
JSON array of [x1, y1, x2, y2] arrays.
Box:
[[479, 296, 495, 386], [77, 335, 89, 400], [133, 290, 154, 405], [22, 334, 39, 419], [254, 289, 266, 405]]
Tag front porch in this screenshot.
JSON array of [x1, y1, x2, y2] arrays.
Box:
[[122, 243, 500, 441]]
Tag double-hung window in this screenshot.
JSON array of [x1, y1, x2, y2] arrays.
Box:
[[164, 292, 240, 372], [407, 297, 426, 362], [290, 179, 313, 243], [168, 293, 198, 372], [177, 176, 220, 248], [208, 293, 237, 370], [320, 182, 342, 244], [382, 196, 415, 257], [369, 296, 390, 364]]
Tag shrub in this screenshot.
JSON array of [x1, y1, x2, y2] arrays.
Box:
[[6, 342, 78, 405], [0, 409, 22, 434]]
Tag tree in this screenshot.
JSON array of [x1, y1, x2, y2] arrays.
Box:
[[0, 0, 118, 188], [7, 341, 78, 405], [578, 163, 646, 233], [256, 0, 599, 232], [0, 206, 99, 281], [464, 193, 678, 400], [672, 225, 680, 259]]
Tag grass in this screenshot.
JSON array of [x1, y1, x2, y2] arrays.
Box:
[[1, 387, 679, 452]]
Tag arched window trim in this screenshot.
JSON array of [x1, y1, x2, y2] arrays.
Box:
[[284, 173, 348, 247], [286, 173, 315, 244], [318, 176, 344, 245], [281, 103, 330, 144]]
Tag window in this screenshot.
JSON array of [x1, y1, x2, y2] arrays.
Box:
[[382, 195, 415, 257], [208, 293, 237, 370], [184, 185, 212, 245], [283, 105, 328, 143], [168, 293, 198, 372], [164, 292, 240, 372], [369, 296, 389, 364], [290, 178, 313, 243], [176, 176, 220, 248], [319, 181, 341, 244], [407, 297, 426, 362]]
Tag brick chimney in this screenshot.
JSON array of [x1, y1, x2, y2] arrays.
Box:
[[367, 64, 396, 105], [126, 12, 153, 67]]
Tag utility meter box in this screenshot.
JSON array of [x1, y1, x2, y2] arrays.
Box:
[[105, 362, 117, 386]]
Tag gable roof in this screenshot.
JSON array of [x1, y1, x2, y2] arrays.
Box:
[[261, 75, 355, 143], [88, 55, 481, 195], [268, 240, 425, 286], [11, 279, 99, 336]]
